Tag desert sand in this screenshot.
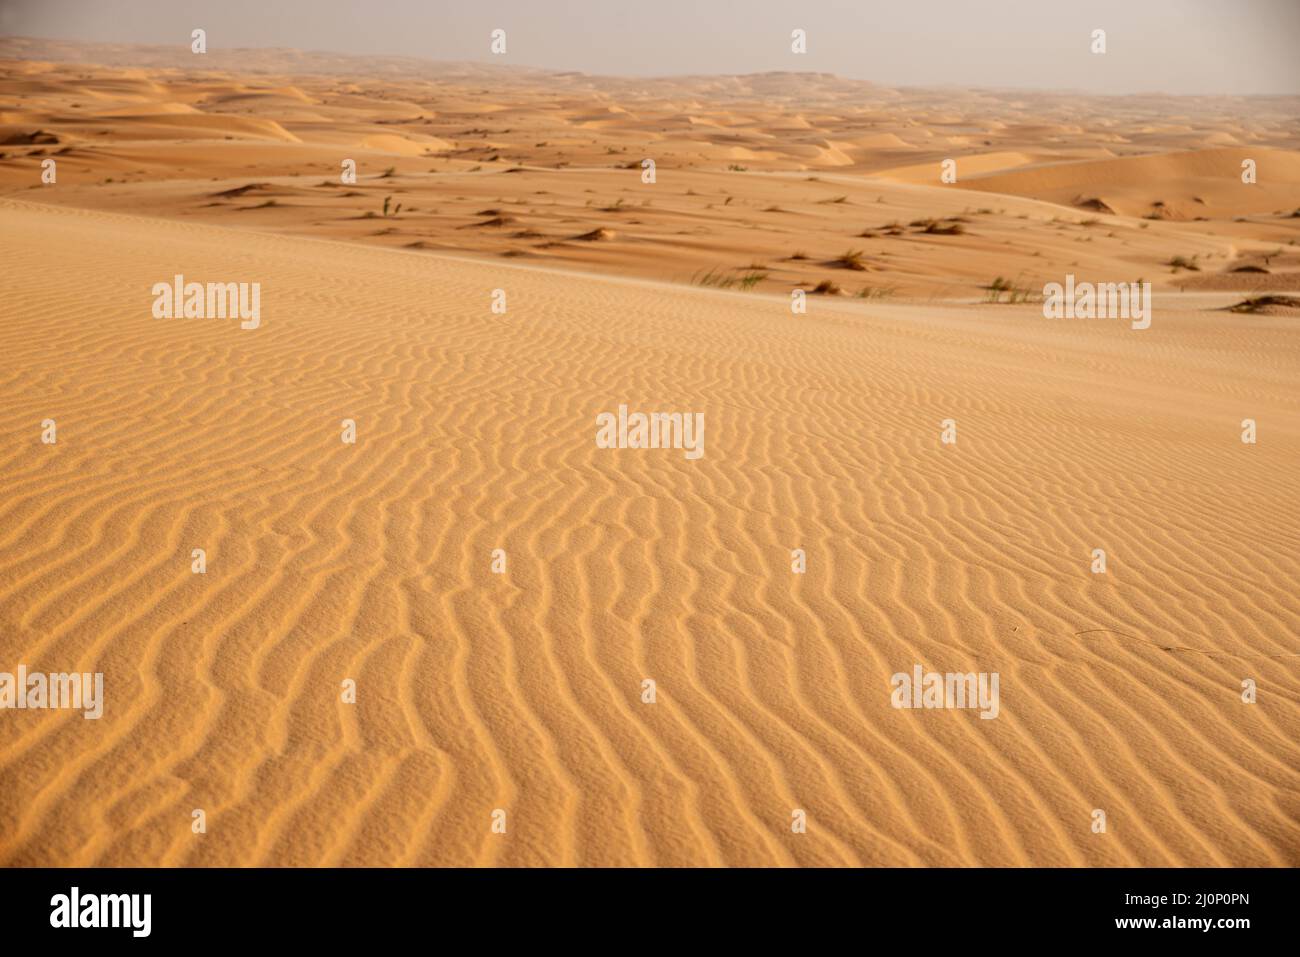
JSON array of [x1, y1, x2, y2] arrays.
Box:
[[0, 40, 1298, 866]]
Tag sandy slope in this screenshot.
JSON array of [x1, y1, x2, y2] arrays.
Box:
[[0, 199, 1296, 866]]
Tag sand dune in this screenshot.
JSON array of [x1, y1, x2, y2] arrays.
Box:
[[962, 148, 1300, 218], [0, 40, 1298, 868], [3, 52, 1297, 300], [876, 151, 1043, 182], [0, 198, 1296, 866]]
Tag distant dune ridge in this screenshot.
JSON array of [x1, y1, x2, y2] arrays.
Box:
[[1, 39, 1299, 296], [0, 40, 1298, 867], [2, 37, 1300, 297]]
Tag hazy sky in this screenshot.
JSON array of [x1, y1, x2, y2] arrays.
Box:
[[4, 0, 1299, 95]]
